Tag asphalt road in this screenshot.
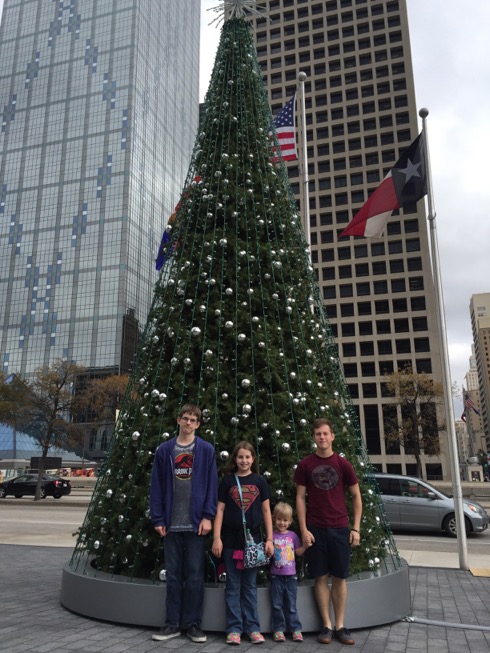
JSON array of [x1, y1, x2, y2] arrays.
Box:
[[2, 496, 490, 557]]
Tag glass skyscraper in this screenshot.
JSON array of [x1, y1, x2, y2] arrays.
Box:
[[0, 0, 200, 377]]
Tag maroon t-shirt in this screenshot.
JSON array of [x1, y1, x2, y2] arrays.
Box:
[[294, 452, 358, 528]]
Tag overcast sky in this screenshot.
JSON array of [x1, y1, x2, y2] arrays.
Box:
[[0, 1, 488, 402], [200, 0, 490, 404]]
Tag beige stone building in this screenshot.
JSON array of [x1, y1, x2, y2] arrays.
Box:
[[469, 294, 490, 449], [249, 0, 448, 478]]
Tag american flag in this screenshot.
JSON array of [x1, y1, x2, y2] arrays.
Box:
[[270, 94, 298, 162], [464, 393, 480, 416]]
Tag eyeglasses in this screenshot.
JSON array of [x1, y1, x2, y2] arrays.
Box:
[[180, 416, 198, 424]]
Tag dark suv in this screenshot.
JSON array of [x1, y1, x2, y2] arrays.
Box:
[[374, 473, 488, 537]]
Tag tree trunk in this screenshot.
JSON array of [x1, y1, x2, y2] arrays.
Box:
[[34, 445, 49, 501]]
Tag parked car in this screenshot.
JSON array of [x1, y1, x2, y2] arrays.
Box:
[[374, 473, 489, 537], [0, 474, 72, 499]]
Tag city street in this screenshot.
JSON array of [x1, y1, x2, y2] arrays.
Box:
[[2, 497, 490, 559]]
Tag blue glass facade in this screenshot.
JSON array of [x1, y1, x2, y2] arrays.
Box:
[[0, 0, 200, 376]]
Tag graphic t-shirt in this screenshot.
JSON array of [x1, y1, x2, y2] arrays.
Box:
[[293, 452, 358, 528], [218, 473, 271, 549], [170, 440, 195, 531], [271, 530, 301, 576]]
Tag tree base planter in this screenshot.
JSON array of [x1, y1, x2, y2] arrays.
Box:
[[61, 559, 411, 631]]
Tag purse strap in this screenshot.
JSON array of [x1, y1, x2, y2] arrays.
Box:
[[234, 474, 246, 523], [234, 474, 248, 531]]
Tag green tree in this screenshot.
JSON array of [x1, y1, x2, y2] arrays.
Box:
[[384, 366, 445, 478], [72, 11, 396, 580], [0, 360, 86, 499]]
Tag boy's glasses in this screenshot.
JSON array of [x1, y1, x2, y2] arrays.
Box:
[[180, 417, 198, 423]]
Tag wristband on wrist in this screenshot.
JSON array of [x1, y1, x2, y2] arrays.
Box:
[[351, 528, 360, 533]]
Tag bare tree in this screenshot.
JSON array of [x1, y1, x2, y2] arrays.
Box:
[[0, 360, 86, 499], [383, 365, 445, 478], [78, 374, 129, 425]]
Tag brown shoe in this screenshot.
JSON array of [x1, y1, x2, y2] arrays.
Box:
[[317, 627, 333, 644], [334, 627, 355, 645]]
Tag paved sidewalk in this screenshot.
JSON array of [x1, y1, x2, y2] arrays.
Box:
[[2, 544, 490, 653]]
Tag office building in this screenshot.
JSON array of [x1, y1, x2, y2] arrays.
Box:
[[470, 294, 490, 448], [0, 0, 199, 382], [250, 0, 447, 478], [463, 346, 486, 455]]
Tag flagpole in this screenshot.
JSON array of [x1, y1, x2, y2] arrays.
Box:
[[419, 108, 468, 570], [298, 72, 310, 258]]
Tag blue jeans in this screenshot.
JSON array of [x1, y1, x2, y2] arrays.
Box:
[[222, 548, 260, 634], [164, 531, 205, 628], [270, 575, 302, 632]]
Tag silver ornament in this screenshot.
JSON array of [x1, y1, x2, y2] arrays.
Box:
[[191, 327, 201, 336], [241, 379, 251, 388], [132, 431, 140, 440], [159, 569, 167, 581]]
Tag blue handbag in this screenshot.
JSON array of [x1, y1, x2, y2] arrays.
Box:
[[235, 474, 270, 569]]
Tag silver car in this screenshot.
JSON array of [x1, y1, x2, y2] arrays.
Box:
[[374, 473, 489, 537]]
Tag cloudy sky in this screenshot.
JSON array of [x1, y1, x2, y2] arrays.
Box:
[[0, 1, 488, 402], [200, 0, 490, 405]]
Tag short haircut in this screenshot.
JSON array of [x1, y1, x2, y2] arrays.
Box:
[[312, 417, 333, 432], [273, 502, 293, 521], [179, 403, 202, 421]]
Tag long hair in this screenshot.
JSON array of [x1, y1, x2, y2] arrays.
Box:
[[224, 440, 258, 474]]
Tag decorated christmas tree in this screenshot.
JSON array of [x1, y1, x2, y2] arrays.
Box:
[[71, 1, 400, 582]]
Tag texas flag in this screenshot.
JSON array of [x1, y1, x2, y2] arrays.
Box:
[[339, 132, 427, 239]]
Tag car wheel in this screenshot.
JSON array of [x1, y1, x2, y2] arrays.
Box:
[[443, 513, 471, 537], [14, 494, 23, 499], [39, 488, 47, 499], [0, 488, 6, 498]]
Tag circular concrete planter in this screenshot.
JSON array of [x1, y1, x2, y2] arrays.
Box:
[[61, 558, 410, 631]]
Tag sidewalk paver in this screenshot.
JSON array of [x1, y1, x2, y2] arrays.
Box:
[[2, 544, 490, 653]]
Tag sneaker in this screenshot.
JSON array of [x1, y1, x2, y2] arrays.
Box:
[[226, 632, 241, 645], [152, 626, 181, 641], [334, 627, 355, 646], [292, 630, 303, 642], [187, 625, 207, 643], [273, 631, 286, 642], [317, 627, 333, 644], [249, 631, 265, 644]]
